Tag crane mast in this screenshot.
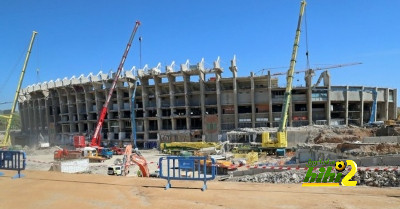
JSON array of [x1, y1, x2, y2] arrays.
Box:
[[91, 21, 141, 147], [277, 1, 306, 145], [1, 31, 37, 147]]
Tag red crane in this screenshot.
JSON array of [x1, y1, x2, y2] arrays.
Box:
[[90, 21, 141, 147]]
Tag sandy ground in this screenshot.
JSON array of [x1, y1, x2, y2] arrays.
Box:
[[0, 170, 399, 209], [25, 148, 162, 176]]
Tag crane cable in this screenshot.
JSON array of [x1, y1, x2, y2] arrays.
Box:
[[0, 47, 26, 96], [304, 5, 310, 70]]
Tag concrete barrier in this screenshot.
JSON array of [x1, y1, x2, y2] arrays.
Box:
[[51, 159, 89, 173]]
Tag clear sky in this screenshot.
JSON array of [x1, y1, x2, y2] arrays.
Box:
[[1, 0, 399, 110]]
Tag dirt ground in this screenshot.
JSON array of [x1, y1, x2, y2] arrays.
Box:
[[1, 170, 399, 209]]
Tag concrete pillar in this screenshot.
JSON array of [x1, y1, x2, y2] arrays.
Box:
[[229, 56, 238, 129], [28, 100, 33, 135], [305, 69, 313, 125], [168, 75, 176, 130], [289, 96, 293, 127], [250, 73, 255, 128], [38, 99, 43, 132], [326, 72, 331, 126], [360, 87, 364, 126], [32, 99, 38, 135], [374, 87, 378, 122], [199, 71, 206, 133], [44, 98, 50, 134], [140, 78, 149, 141], [385, 88, 389, 121], [393, 89, 397, 119], [215, 71, 222, 134], [233, 77, 238, 129], [267, 71, 273, 127], [183, 74, 191, 130], [345, 86, 349, 126], [154, 76, 163, 131]]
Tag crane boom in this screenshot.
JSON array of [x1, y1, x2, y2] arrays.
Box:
[[91, 21, 141, 147], [278, 1, 306, 133], [1, 31, 37, 147]]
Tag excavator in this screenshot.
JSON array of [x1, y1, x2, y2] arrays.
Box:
[[108, 144, 149, 177], [261, 1, 307, 154]]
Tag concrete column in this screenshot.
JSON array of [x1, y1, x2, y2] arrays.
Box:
[[28, 100, 33, 135], [199, 72, 206, 133], [374, 87, 378, 122], [229, 56, 238, 129], [32, 99, 38, 134], [168, 75, 176, 130], [44, 98, 50, 134], [215, 71, 222, 134], [326, 73, 331, 126], [154, 76, 163, 131], [140, 78, 149, 141], [385, 88, 389, 121], [360, 87, 364, 126], [289, 96, 293, 127], [393, 89, 397, 119], [37, 99, 43, 133], [233, 77, 238, 129], [345, 86, 349, 126], [305, 69, 313, 125], [183, 74, 191, 130], [19, 103, 25, 132], [267, 71, 273, 127], [250, 73, 255, 128]]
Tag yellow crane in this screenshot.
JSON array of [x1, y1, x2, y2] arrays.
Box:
[[1, 31, 38, 148], [262, 1, 306, 153]]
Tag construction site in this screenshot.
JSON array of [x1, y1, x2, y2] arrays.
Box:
[[1, 1, 400, 209]]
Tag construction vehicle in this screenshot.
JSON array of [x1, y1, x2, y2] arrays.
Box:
[[82, 147, 106, 163], [73, 21, 140, 159], [108, 144, 149, 177], [160, 142, 223, 155], [1, 31, 37, 148], [54, 149, 82, 161], [108, 165, 123, 175], [110, 146, 125, 155], [261, 1, 307, 154], [87, 21, 141, 149]]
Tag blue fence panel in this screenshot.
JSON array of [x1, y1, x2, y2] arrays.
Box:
[[159, 156, 216, 191], [0, 150, 26, 179]]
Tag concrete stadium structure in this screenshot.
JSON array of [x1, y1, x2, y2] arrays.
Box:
[[18, 57, 397, 148]]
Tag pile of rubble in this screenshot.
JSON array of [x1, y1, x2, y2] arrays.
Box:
[[354, 170, 400, 187], [223, 171, 306, 184], [222, 169, 400, 187]]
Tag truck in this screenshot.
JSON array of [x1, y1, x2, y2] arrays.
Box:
[[108, 165, 123, 176], [54, 149, 82, 161], [98, 147, 113, 159], [81, 147, 106, 163]]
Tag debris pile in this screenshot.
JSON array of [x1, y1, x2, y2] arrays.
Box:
[[224, 171, 306, 184], [223, 169, 400, 187], [354, 170, 400, 187]]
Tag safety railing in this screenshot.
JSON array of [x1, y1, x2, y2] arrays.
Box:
[[159, 156, 216, 191], [0, 150, 26, 179]]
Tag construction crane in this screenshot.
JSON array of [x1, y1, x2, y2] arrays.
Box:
[[268, 62, 362, 77], [1, 31, 37, 148], [261, 1, 306, 154], [89, 21, 141, 147]]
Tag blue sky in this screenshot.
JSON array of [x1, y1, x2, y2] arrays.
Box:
[[1, 0, 399, 110]]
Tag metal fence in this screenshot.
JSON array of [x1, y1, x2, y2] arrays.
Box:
[[159, 156, 216, 191], [0, 150, 26, 179]]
